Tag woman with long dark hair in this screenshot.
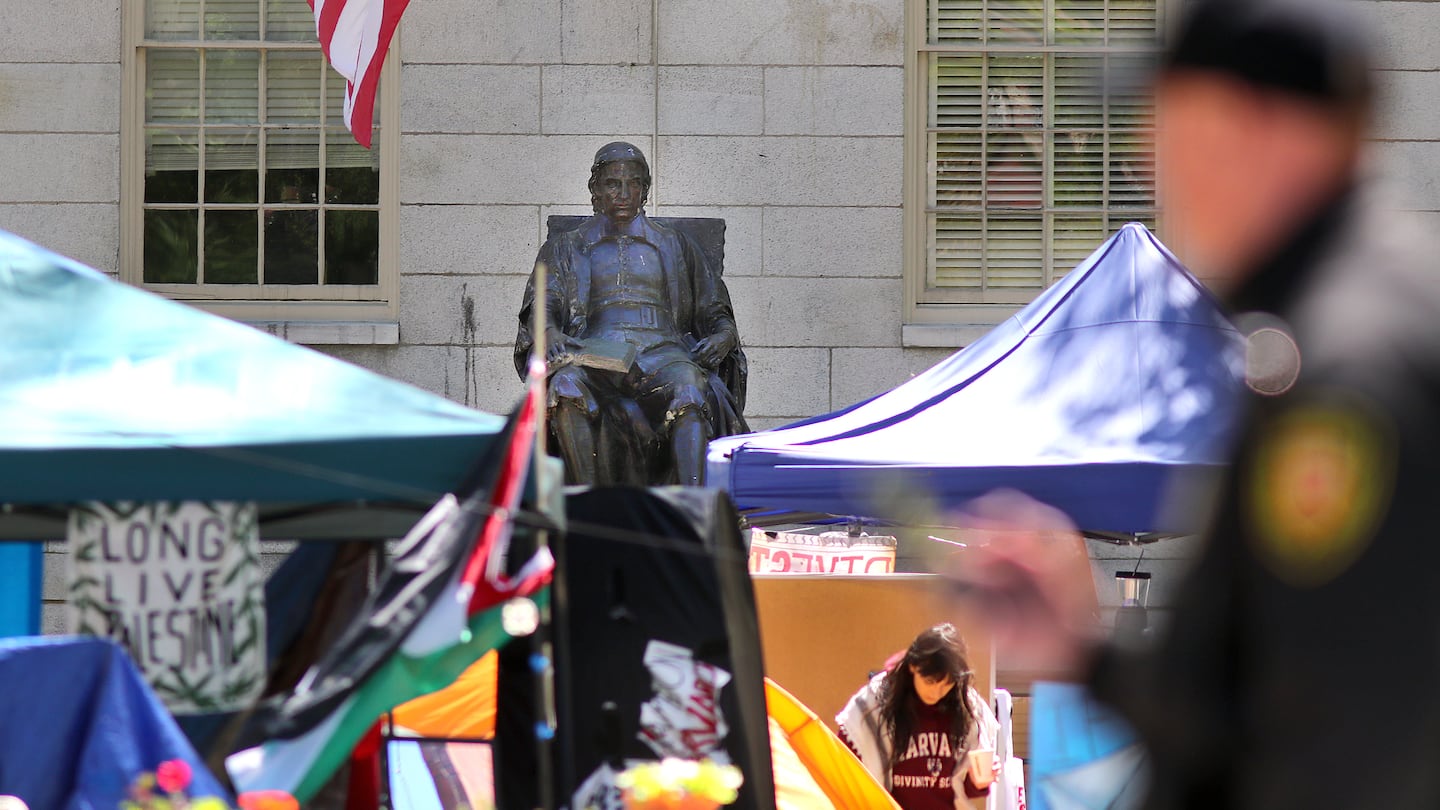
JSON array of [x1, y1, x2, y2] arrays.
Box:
[[836, 623, 998, 809]]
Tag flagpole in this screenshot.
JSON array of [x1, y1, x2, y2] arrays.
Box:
[[532, 260, 547, 457], [530, 259, 556, 810]]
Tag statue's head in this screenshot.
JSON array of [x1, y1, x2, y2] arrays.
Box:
[[588, 141, 651, 223]]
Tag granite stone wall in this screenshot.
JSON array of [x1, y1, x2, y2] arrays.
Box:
[[8, 0, 1439, 632]]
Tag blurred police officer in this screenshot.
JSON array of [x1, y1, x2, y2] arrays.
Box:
[[952, 1, 1440, 807]]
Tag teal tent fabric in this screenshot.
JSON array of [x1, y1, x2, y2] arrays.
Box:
[[0, 230, 508, 535]]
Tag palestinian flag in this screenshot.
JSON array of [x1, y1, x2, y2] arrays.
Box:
[[226, 361, 552, 803]]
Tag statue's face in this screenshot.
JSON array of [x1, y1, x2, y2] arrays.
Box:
[[595, 161, 647, 225]]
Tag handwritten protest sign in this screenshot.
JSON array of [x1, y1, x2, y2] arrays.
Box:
[[748, 529, 896, 575], [67, 502, 266, 714]]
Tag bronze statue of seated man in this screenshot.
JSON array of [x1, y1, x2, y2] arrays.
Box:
[[514, 142, 748, 486]]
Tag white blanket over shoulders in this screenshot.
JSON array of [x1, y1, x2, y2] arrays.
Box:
[[836, 673, 999, 799]]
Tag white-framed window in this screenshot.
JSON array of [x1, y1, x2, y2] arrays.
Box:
[[905, 0, 1164, 331], [121, 0, 399, 324]]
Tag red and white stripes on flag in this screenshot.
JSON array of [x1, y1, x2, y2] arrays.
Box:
[[307, 0, 410, 149]]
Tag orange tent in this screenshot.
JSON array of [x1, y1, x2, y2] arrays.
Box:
[[764, 679, 900, 810], [389, 659, 894, 810], [391, 650, 497, 739]]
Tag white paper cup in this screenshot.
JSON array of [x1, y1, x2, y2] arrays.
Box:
[[967, 749, 995, 789]]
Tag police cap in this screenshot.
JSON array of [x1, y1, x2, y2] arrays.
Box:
[[1163, 0, 1375, 109]]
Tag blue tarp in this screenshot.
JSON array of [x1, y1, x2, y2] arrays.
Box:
[[1028, 682, 1147, 810], [0, 229, 509, 537], [708, 224, 1245, 533], [0, 636, 231, 809]]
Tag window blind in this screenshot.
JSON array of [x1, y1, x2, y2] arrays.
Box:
[[922, 0, 1160, 302], [142, 0, 377, 173]]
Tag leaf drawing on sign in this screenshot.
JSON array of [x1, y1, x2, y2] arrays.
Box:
[[108, 502, 142, 520], [222, 674, 260, 702], [71, 506, 97, 533], [230, 504, 259, 545], [70, 576, 95, 596], [157, 666, 222, 713]]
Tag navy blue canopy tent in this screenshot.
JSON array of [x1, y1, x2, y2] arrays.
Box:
[[707, 224, 1246, 534]]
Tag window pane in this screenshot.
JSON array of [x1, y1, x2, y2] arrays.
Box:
[[928, 0, 982, 44], [1054, 0, 1105, 45], [986, 54, 1043, 130], [265, 130, 320, 203], [204, 0, 260, 40], [931, 56, 982, 129], [1106, 54, 1156, 129], [931, 131, 981, 207], [144, 210, 199, 283], [325, 69, 348, 128], [986, 0, 1044, 45], [327, 130, 380, 204], [146, 129, 199, 203], [146, 0, 200, 40], [205, 49, 260, 123], [1053, 131, 1102, 208], [985, 131, 1042, 209], [984, 217, 1044, 289], [930, 214, 982, 289], [146, 49, 200, 124], [326, 211, 380, 285], [1108, 0, 1159, 45], [1110, 130, 1155, 207], [265, 209, 319, 284], [266, 51, 323, 123], [206, 132, 260, 203], [1054, 56, 1103, 129], [1051, 215, 1105, 283], [205, 210, 259, 283], [267, 0, 316, 41]]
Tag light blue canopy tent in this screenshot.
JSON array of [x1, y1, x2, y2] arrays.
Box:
[[707, 224, 1246, 534], [0, 230, 518, 541]]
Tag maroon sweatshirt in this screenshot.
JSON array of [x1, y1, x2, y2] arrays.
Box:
[[840, 698, 987, 810]]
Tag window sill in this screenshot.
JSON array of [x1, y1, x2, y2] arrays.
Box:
[[901, 323, 998, 348], [249, 320, 400, 346]]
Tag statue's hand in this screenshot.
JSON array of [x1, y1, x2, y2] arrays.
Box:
[[544, 330, 579, 366], [692, 332, 736, 369]]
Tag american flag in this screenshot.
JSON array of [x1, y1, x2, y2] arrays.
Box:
[[307, 0, 411, 149]]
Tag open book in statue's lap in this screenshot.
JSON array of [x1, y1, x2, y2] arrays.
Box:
[[514, 142, 748, 486]]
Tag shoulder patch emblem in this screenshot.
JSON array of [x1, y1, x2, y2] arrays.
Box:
[[1245, 404, 1394, 586]]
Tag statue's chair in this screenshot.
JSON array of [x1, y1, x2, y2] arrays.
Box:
[[544, 216, 745, 486]]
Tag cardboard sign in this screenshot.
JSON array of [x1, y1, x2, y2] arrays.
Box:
[[67, 502, 267, 715], [748, 529, 896, 575]]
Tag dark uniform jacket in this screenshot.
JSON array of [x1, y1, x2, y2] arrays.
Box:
[[1090, 185, 1440, 809]]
